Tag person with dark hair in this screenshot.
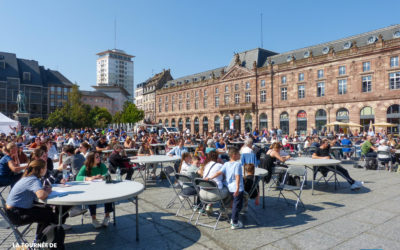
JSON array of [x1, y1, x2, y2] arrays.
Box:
[[58, 145, 85, 178], [76, 152, 112, 228], [0, 142, 26, 187], [109, 144, 134, 180], [5, 160, 65, 249]]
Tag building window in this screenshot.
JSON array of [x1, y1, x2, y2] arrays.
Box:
[[339, 66, 346, 75], [298, 85, 305, 99], [389, 72, 400, 90], [203, 97, 207, 108], [281, 87, 287, 100], [158, 103, 161, 112], [186, 99, 190, 110], [179, 100, 182, 110], [245, 82, 250, 89], [225, 85, 229, 92], [224, 95, 229, 105], [23, 72, 31, 81], [260, 80, 265, 87], [317, 69, 324, 79], [363, 62, 371, 72], [215, 87, 219, 94], [362, 76, 372, 92], [245, 92, 251, 103], [215, 96, 219, 107], [234, 84, 239, 91], [260, 90, 266, 102], [164, 103, 168, 112], [186, 92, 190, 98], [390, 56, 399, 68], [50, 102, 55, 106], [234, 93, 239, 104], [203, 90, 207, 96], [51, 87, 55, 92], [298, 73, 304, 82], [338, 79, 347, 94], [281, 76, 286, 84], [57, 87, 62, 92], [317, 82, 325, 97], [195, 91, 199, 97], [195, 98, 199, 110]]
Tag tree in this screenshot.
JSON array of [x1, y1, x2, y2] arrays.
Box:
[[113, 111, 122, 124], [90, 106, 112, 128], [120, 101, 144, 124], [30, 118, 46, 130], [47, 107, 70, 128]]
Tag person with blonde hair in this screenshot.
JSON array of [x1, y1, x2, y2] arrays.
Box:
[[0, 142, 26, 187]]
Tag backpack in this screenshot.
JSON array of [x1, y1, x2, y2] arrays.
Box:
[[38, 224, 65, 250]]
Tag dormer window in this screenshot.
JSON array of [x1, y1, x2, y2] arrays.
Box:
[[184, 80, 189, 84], [322, 47, 329, 54], [394, 31, 400, 38], [343, 41, 352, 49], [367, 36, 378, 44], [23, 72, 31, 81]]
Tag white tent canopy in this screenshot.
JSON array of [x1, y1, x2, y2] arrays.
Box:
[[0, 112, 19, 134]]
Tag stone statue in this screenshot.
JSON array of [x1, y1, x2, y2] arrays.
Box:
[[16, 91, 26, 113]]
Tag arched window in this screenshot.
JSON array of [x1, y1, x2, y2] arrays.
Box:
[[259, 113, 268, 130], [214, 116, 220, 132], [185, 118, 191, 130], [387, 104, 400, 134], [336, 108, 349, 122], [165, 119, 169, 127], [203, 117, 208, 133], [178, 118, 183, 131], [234, 114, 241, 132], [158, 119, 162, 126], [244, 113, 252, 133], [223, 115, 230, 131], [194, 117, 199, 133], [296, 110, 307, 135], [280, 112, 289, 135], [360, 106, 374, 132], [315, 109, 327, 132], [171, 118, 176, 128]]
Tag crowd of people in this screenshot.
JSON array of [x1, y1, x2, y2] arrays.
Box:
[[0, 124, 399, 245]]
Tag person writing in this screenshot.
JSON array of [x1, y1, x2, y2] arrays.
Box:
[[75, 152, 112, 228], [312, 138, 363, 190], [109, 144, 134, 180], [5, 159, 65, 248]]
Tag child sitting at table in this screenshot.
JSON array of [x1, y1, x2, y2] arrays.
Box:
[[243, 164, 259, 209], [206, 148, 244, 229]]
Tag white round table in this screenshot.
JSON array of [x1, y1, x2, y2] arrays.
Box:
[[130, 155, 180, 188], [285, 157, 341, 194], [150, 143, 166, 147], [44, 180, 144, 241]]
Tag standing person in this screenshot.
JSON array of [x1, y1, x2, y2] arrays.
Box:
[[0, 143, 26, 187], [75, 152, 113, 228], [5, 159, 65, 249], [205, 148, 244, 229]]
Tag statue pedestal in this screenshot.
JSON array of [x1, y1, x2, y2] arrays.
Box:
[[14, 112, 30, 127]]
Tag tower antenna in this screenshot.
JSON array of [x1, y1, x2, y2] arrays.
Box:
[[260, 13, 263, 48]]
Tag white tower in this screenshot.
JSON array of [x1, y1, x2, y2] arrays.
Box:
[[96, 49, 135, 101]]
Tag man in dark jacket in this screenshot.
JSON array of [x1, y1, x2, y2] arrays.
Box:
[[109, 144, 134, 180]]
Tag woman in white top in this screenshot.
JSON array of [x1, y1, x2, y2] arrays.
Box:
[[240, 138, 253, 154], [377, 140, 396, 171], [199, 151, 230, 205]]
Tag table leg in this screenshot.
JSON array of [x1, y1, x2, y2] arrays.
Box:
[[58, 205, 63, 227], [310, 165, 315, 195], [135, 196, 139, 242], [262, 178, 265, 209], [144, 164, 147, 189]]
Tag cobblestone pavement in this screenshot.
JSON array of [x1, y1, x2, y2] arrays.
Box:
[[1, 161, 400, 250]]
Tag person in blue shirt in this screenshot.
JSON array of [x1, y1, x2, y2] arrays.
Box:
[[206, 148, 244, 229], [167, 138, 188, 158], [0, 143, 26, 187], [341, 135, 353, 159]]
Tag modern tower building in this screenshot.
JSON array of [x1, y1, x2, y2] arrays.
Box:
[[96, 49, 135, 101]]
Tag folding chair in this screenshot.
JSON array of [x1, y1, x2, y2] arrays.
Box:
[[163, 165, 179, 209], [194, 178, 226, 232], [277, 166, 307, 211], [0, 185, 33, 245], [174, 174, 197, 222]]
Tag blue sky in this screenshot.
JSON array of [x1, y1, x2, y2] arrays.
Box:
[[1, 0, 399, 90]]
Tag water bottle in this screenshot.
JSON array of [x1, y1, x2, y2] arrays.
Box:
[[116, 167, 121, 182], [63, 169, 69, 181]]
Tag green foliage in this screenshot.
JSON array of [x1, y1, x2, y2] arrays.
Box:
[[120, 101, 144, 124], [90, 106, 112, 128], [29, 118, 46, 129], [113, 111, 122, 124]]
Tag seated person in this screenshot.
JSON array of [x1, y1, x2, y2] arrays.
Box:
[[109, 144, 134, 180], [340, 135, 353, 159], [168, 138, 188, 157], [28, 137, 41, 149], [0, 143, 26, 187], [312, 138, 363, 190], [194, 143, 206, 164], [124, 136, 135, 149], [240, 138, 253, 154], [215, 138, 227, 152], [17, 144, 29, 164], [361, 136, 377, 157], [261, 142, 291, 183], [58, 145, 86, 178], [205, 139, 217, 154], [95, 136, 110, 152], [138, 141, 157, 179], [76, 152, 113, 228], [243, 163, 260, 209], [5, 159, 65, 248], [377, 139, 397, 171]]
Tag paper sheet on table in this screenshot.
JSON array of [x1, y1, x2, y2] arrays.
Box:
[[47, 190, 68, 199]]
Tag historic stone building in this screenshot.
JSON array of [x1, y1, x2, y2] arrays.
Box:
[[142, 69, 173, 123], [156, 25, 400, 135]]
